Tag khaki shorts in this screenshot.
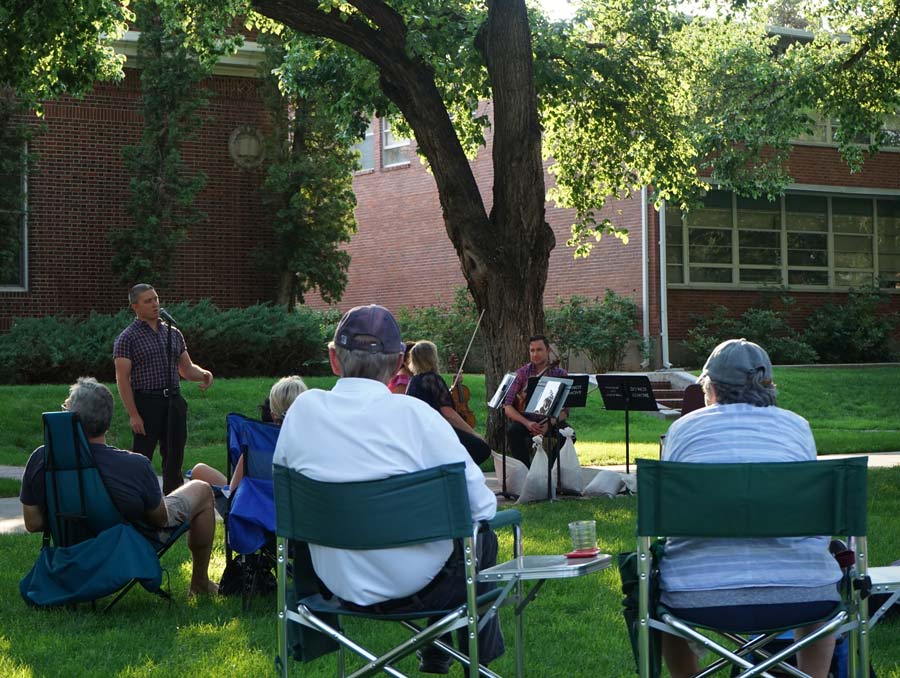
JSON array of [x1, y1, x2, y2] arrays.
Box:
[[164, 493, 193, 527], [152, 492, 194, 544]]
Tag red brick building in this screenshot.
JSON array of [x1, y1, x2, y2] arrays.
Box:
[[0, 34, 276, 330], [309, 104, 900, 366], [3, 35, 899, 366]]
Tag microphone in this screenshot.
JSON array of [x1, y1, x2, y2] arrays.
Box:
[[159, 308, 178, 326]]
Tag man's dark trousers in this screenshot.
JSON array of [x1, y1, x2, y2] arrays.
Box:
[[132, 392, 187, 494], [344, 530, 505, 666], [506, 421, 567, 469]]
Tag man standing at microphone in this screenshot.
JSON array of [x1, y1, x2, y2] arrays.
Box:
[[114, 283, 213, 493]]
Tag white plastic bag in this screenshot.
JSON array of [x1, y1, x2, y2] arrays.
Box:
[[582, 470, 625, 497], [490, 450, 528, 497], [517, 436, 557, 503], [556, 427, 584, 495]]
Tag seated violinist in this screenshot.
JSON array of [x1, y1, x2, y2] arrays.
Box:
[[406, 340, 491, 465], [502, 335, 569, 468]]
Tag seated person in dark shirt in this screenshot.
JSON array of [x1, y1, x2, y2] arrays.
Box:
[[20, 377, 218, 597], [406, 340, 491, 465]]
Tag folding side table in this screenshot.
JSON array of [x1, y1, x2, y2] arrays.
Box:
[[478, 553, 613, 678]]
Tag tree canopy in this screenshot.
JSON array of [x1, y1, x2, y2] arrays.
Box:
[[7, 0, 900, 442]]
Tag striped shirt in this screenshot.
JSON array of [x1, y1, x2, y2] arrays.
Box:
[[113, 318, 185, 391], [659, 403, 841, 594]]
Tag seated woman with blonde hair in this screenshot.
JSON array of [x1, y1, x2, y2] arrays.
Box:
[[191, 375, 307, 491], [406, 340, 491, 465]]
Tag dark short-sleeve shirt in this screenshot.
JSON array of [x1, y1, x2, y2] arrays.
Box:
[[113, 318, 186, 391], [502, 362, 569, 421], [21, 443, 163, 524], [406, 371, 454, 413]]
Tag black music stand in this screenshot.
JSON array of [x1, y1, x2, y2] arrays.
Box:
[[596, 374, 658, 475], [524, 376, 574, 501], [488, 373, 519, 499]]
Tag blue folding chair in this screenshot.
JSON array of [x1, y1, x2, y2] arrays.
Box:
[[20, 412, 189, 611], [223, 412, 281, 608]]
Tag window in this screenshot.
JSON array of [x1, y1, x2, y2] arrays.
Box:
[[381, 118, 410, 167], [878, 199, 900, 289], [794, 111, 900, 149], [0, 144, 26, 289], [667, 189, 899, 291], [352, 122, 374, 172]]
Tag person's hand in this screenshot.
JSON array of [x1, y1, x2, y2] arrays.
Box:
[[527, 420, 543, 436], [198, 370, 213, 391], [130, 413, 146, 435]]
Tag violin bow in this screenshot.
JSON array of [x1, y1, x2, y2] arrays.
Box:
[[450, 309, 485, 391]]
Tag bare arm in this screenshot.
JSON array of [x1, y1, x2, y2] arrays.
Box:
[[115, 357, 145, 435], [144, 498, 168, 528], [440, 405, 478, 435], [504, 404, 546, 435], [178, 351, 213, 390], [22, 503, 45, 533]]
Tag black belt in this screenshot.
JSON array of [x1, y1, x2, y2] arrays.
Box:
[[136, 388, 180, 397]]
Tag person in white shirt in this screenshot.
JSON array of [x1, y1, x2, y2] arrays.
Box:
[[273, 304, 503, 674], [660, 339, 841, 678]]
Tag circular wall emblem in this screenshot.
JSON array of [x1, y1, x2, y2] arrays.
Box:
[[229, 126, 265, 168]]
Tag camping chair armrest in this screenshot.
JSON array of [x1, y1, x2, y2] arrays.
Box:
[[489, 509, 522, 531]]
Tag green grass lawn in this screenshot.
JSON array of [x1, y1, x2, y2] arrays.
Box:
[[0, 479, 21, 498], [2, 367, 897, 473], [2, 467, 899, 677]]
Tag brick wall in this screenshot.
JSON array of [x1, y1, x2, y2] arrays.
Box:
[[0, 69, 276, 330], [307, 108, 653, 328]]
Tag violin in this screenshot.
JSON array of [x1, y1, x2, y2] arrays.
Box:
[[513, 357, 560, 414], [449, 309, 485, 430], [450, 375, 476, 428]]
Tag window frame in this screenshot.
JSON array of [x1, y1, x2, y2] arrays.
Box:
[[666, 187, 900, 293], [352, 121, 375, 173], [381, 118, 410, 169], [0, 142, 28, 292]]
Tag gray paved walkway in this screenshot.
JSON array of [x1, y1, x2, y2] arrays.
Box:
[[3, 452, 899, 535]]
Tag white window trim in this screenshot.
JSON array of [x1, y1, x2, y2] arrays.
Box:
[[792, 113, 900, 153], [353, 122, 375, 174], [381, 118, 410, 169], [666, 186, 898, 293]]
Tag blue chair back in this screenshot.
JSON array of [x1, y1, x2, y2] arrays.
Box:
[[42, 412, 125, 547], [226, 413, 280, 480]]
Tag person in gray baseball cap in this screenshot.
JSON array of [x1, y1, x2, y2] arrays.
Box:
[[273, 304, 504, 674], [658, 338, 841, 678]]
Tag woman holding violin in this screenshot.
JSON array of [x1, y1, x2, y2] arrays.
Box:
[[406, 340, 491, 465]]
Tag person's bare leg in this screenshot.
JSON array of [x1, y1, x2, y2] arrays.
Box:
[[229, 456, 245, 493], [170, 480, 217, 596], [662, 632, 699, 678], [190, 463, 227, 486], [795, 625, 836, 678]]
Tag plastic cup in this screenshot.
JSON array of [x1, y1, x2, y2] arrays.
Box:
[[568, 520, 597, 552]]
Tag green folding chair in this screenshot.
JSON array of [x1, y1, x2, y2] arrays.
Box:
[[636, 456, 870, 678], [273, 461, 522, 678]]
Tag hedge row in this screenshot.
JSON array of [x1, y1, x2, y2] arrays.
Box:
[[0, 301, 342, 385]]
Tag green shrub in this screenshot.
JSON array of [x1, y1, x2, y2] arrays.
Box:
[[802, 287, 899, 363], [684, 297, 818, 365], [0, 302, 339, 384], [545, 291, 641, 373], [395, 287, 484, 371], [684, 299, 818, 366]]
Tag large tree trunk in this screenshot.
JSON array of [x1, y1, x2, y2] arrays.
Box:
[[253, 0, 555, 449]]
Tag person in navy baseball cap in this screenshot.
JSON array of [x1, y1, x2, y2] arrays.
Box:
[[333, 304, 405, 355]]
